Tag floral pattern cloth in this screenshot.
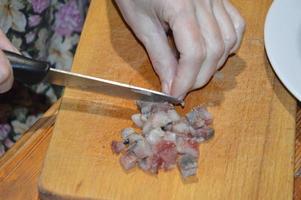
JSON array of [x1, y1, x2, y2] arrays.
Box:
[[0, 0, 90, 156]]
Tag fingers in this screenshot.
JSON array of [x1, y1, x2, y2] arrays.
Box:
[[169, 10, 206, 98], [0, 30, 17, 93], [0, 50, 13, 93], [191, 0, 224, 90], [223, 0, 246, 53], [212, 0, 237, 69], [192, 0, 244, 89]]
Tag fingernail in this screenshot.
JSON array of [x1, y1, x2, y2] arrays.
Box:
[[178, 94, 185, 100], [162, 82, 170, 95], [170, 91, 186, 100]]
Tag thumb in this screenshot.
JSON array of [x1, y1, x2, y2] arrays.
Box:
[[138, 25, 177, 94], [114, 1, 177, 94], [0, 30, 18, 93]]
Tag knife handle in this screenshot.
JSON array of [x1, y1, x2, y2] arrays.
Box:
[[3, 50, 50, 85]]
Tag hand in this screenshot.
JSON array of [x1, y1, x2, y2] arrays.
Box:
[[115, 0, 245, 99], [0, 30, 18, 93]]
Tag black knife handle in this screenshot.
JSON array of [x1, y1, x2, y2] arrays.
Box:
[[3, 50, 50, 85]]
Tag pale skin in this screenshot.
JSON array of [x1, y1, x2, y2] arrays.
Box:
[[0, 0, 245, 99], [0, 30, 17, 93]]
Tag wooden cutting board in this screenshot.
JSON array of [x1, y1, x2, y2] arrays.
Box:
[[38, 0, 296, 199]]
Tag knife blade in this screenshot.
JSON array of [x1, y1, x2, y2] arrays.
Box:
[[4, 50, 183, 105]]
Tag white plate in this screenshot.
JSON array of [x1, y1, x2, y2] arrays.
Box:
[[264, 0, 301, 101]]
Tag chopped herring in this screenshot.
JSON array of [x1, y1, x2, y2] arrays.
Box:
[[111, 101, 214, 178], [178, 154, 198, 177]]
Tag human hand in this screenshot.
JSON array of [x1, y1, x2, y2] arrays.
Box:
[[0, 30, 19, 93], [115, 0, 245, 99]]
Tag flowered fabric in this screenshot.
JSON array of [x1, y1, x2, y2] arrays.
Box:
[[0, 0, 90, 156]]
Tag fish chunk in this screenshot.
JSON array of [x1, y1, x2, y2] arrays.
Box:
[[111, 101, 214, 178]]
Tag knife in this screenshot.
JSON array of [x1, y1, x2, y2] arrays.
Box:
[[3, 50, 183, 105]]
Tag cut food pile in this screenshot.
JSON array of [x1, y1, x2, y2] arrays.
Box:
[[111, 101, 214, 178]]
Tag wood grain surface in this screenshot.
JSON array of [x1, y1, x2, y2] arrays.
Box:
[[37, 0, 296, 199], [0, 100, 61, 200], [1, 104, 300, 200], [295, 103, 301, 173]]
